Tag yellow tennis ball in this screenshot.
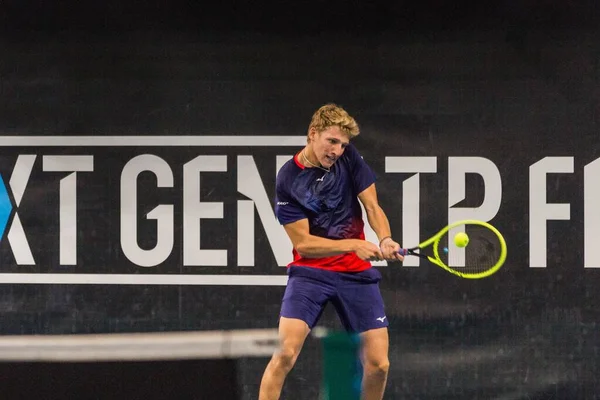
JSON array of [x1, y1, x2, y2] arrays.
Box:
[[454, 232, 469, 248]]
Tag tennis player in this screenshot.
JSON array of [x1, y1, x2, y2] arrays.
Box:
[[258, 104, 403, 400]]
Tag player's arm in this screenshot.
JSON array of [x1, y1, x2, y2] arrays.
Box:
[[358, 183, 403, 261], [283, 218, 383, 260]]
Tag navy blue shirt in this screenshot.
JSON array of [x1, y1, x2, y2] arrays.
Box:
[[275, 143, 377, 272]]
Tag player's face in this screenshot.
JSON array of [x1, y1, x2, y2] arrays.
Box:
[[310, 126, 350, 168]]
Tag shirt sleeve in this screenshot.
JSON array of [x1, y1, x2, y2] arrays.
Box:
[[346, 143, 377, 194], [275, 173, 307, 225]]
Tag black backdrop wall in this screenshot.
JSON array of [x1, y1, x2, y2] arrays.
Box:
[[1, 1, 599, 399]]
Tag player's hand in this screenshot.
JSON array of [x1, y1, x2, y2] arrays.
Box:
[[380, 237, 404, 262], [352, 240, 384, 261]]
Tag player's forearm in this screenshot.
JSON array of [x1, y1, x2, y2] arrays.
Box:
[[295, 235, 360, 258], [365, 204, 393, 243]]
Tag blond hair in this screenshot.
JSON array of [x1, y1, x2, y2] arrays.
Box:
[[308, 103, 360, 139]]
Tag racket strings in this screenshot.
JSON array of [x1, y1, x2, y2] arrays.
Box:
[[437, 226, 503, 275]]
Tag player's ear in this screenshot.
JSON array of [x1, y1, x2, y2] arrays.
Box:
[[308, 127, 317, 142]]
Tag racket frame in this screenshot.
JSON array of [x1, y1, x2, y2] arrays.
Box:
[[398, 219, 507, 279]]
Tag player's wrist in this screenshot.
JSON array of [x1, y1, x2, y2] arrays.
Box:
[[379, 236, 393, 247]]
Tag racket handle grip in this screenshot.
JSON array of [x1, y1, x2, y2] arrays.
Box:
[[397, 249, 408, 256]]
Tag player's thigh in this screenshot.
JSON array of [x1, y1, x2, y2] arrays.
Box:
[[333, 268, 388, 333], [360, 327, 389, 367], [280, 266, 335, 329], [277, 316, 311, 356]]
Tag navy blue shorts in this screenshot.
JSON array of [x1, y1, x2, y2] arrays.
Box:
[[280, 266, 389, 333]]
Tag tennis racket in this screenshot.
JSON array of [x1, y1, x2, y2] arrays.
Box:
[[397, 219, 507, 279]]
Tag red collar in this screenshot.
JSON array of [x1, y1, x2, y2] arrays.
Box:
[[293, 151, 305, 169]]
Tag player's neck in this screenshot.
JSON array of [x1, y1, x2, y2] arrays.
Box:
[[301, 147, 330, 172]]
